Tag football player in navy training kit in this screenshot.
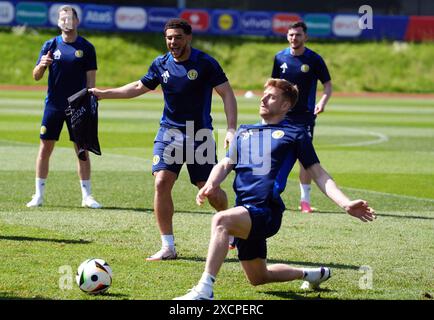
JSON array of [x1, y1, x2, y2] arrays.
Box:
[[90, 18, 238, 261], [27, 5, 102, 209], [272, 21, 333, 213], [174, 79, 375, 300]]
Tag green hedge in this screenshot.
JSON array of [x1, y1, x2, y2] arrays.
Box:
[[2, 27, 434, 93]]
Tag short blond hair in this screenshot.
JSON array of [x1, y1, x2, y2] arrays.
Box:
[[264, 78, 299, 107]]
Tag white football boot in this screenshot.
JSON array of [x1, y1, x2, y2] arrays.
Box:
[[146, 246, 177, 261], [173, 286, 214, 300], [300, 267, 331, 290], [26, 195, 43, 207], [82, 195, 102, 209]]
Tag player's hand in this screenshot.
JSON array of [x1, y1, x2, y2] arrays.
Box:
[[88, 88, 103, 100], [39, 51, 53, 68], [344, 200, 376, 222], [196, 184, 215, 206], [314, 102, 325, 115], [224, 129, 235, 149]]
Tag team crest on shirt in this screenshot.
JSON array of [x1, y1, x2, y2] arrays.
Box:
[[40, 125, 47, 135], [187, 69, 198, 80], [75, 50, 83, 58], [300, 64, 310, 73], [153, 155, 160, 165], [53, 49, 61, 60], [272, 130, 285, 139]]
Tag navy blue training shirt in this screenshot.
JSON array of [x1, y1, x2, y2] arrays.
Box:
[[140, 48, 228, 130], [272, 47, 331, 124], [227, 121, 320, 208], [36, 35, 97, 110]]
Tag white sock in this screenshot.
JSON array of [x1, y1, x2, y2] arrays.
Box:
[[35, 178, 46, 198], [197, 272, 215, 295], [302, 267, 322, 282], [300, 183, 311, 203], [80, 180, 91, 199], [161, 234, 175, 249]]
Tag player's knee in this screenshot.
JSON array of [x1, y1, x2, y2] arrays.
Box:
[[154, 176, 173, 193], [212, 213, 229, 233], [38, 146, 53, 159], [247, 275, 267, 286], [212, 212, 224, 227]]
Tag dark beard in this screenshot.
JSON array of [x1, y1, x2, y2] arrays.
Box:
[[291, 43, 302, 50], [176, 46, 186, 58]]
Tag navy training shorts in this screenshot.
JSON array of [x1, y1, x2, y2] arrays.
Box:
[[235, 198, 285, 261], [40, 106, 74, 141], [152, 126, 217, 185]]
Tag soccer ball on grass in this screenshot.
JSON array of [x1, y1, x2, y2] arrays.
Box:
[[76, 258, 112, 294]]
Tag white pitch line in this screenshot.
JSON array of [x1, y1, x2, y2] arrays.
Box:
[[335, 128, 389, 147], [344, 186, 434, 203]]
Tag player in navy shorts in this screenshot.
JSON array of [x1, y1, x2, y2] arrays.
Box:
[[90, 18, 238, 261], [174, 79, 375, 300], [27, 5, 101, 209], [272, 21, 333, 213]]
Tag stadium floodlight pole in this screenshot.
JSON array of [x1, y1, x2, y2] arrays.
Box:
[[177, 0, 186, 9]]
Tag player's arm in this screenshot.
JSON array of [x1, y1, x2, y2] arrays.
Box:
[[307, 163, 376, 222], [33, 51, 53, 81], [89, 80, 151, 100], [271, 56, 280, 78], [86, 70, 96, 88], [314, 80, 332, 115], [196, 157, 235, 206], [214, 81, 238, 148]]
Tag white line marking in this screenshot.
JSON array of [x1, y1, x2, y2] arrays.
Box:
[[344, 186, 434, 203], [332, 128, 389, 147]]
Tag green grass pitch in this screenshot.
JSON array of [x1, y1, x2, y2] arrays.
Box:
[[0, 90, 433, 300]]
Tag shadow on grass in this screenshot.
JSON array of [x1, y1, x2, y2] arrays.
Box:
[[177, 256, 359, 270], [260, 288, 338, 300], [0, 292, 51, 300], [0, 293, 130, 300], [102, 206, 154, 213], [286, 209, 434, 220], [373, 213, 434, 220], [99, 292, 130, 299], [0, 235, 91, 244], [102, 207, 214, 216], [34, 205, 153, 213]]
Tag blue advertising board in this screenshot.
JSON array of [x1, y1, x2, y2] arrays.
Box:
[[0, 1, 420, 41], [147, 7, 178, 32], [241, 11, 272, 35], [82, 5, 114, 30], [211, 9, 240, 35]]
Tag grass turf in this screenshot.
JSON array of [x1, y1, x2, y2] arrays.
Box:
[[0, 90, 433, 300]]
